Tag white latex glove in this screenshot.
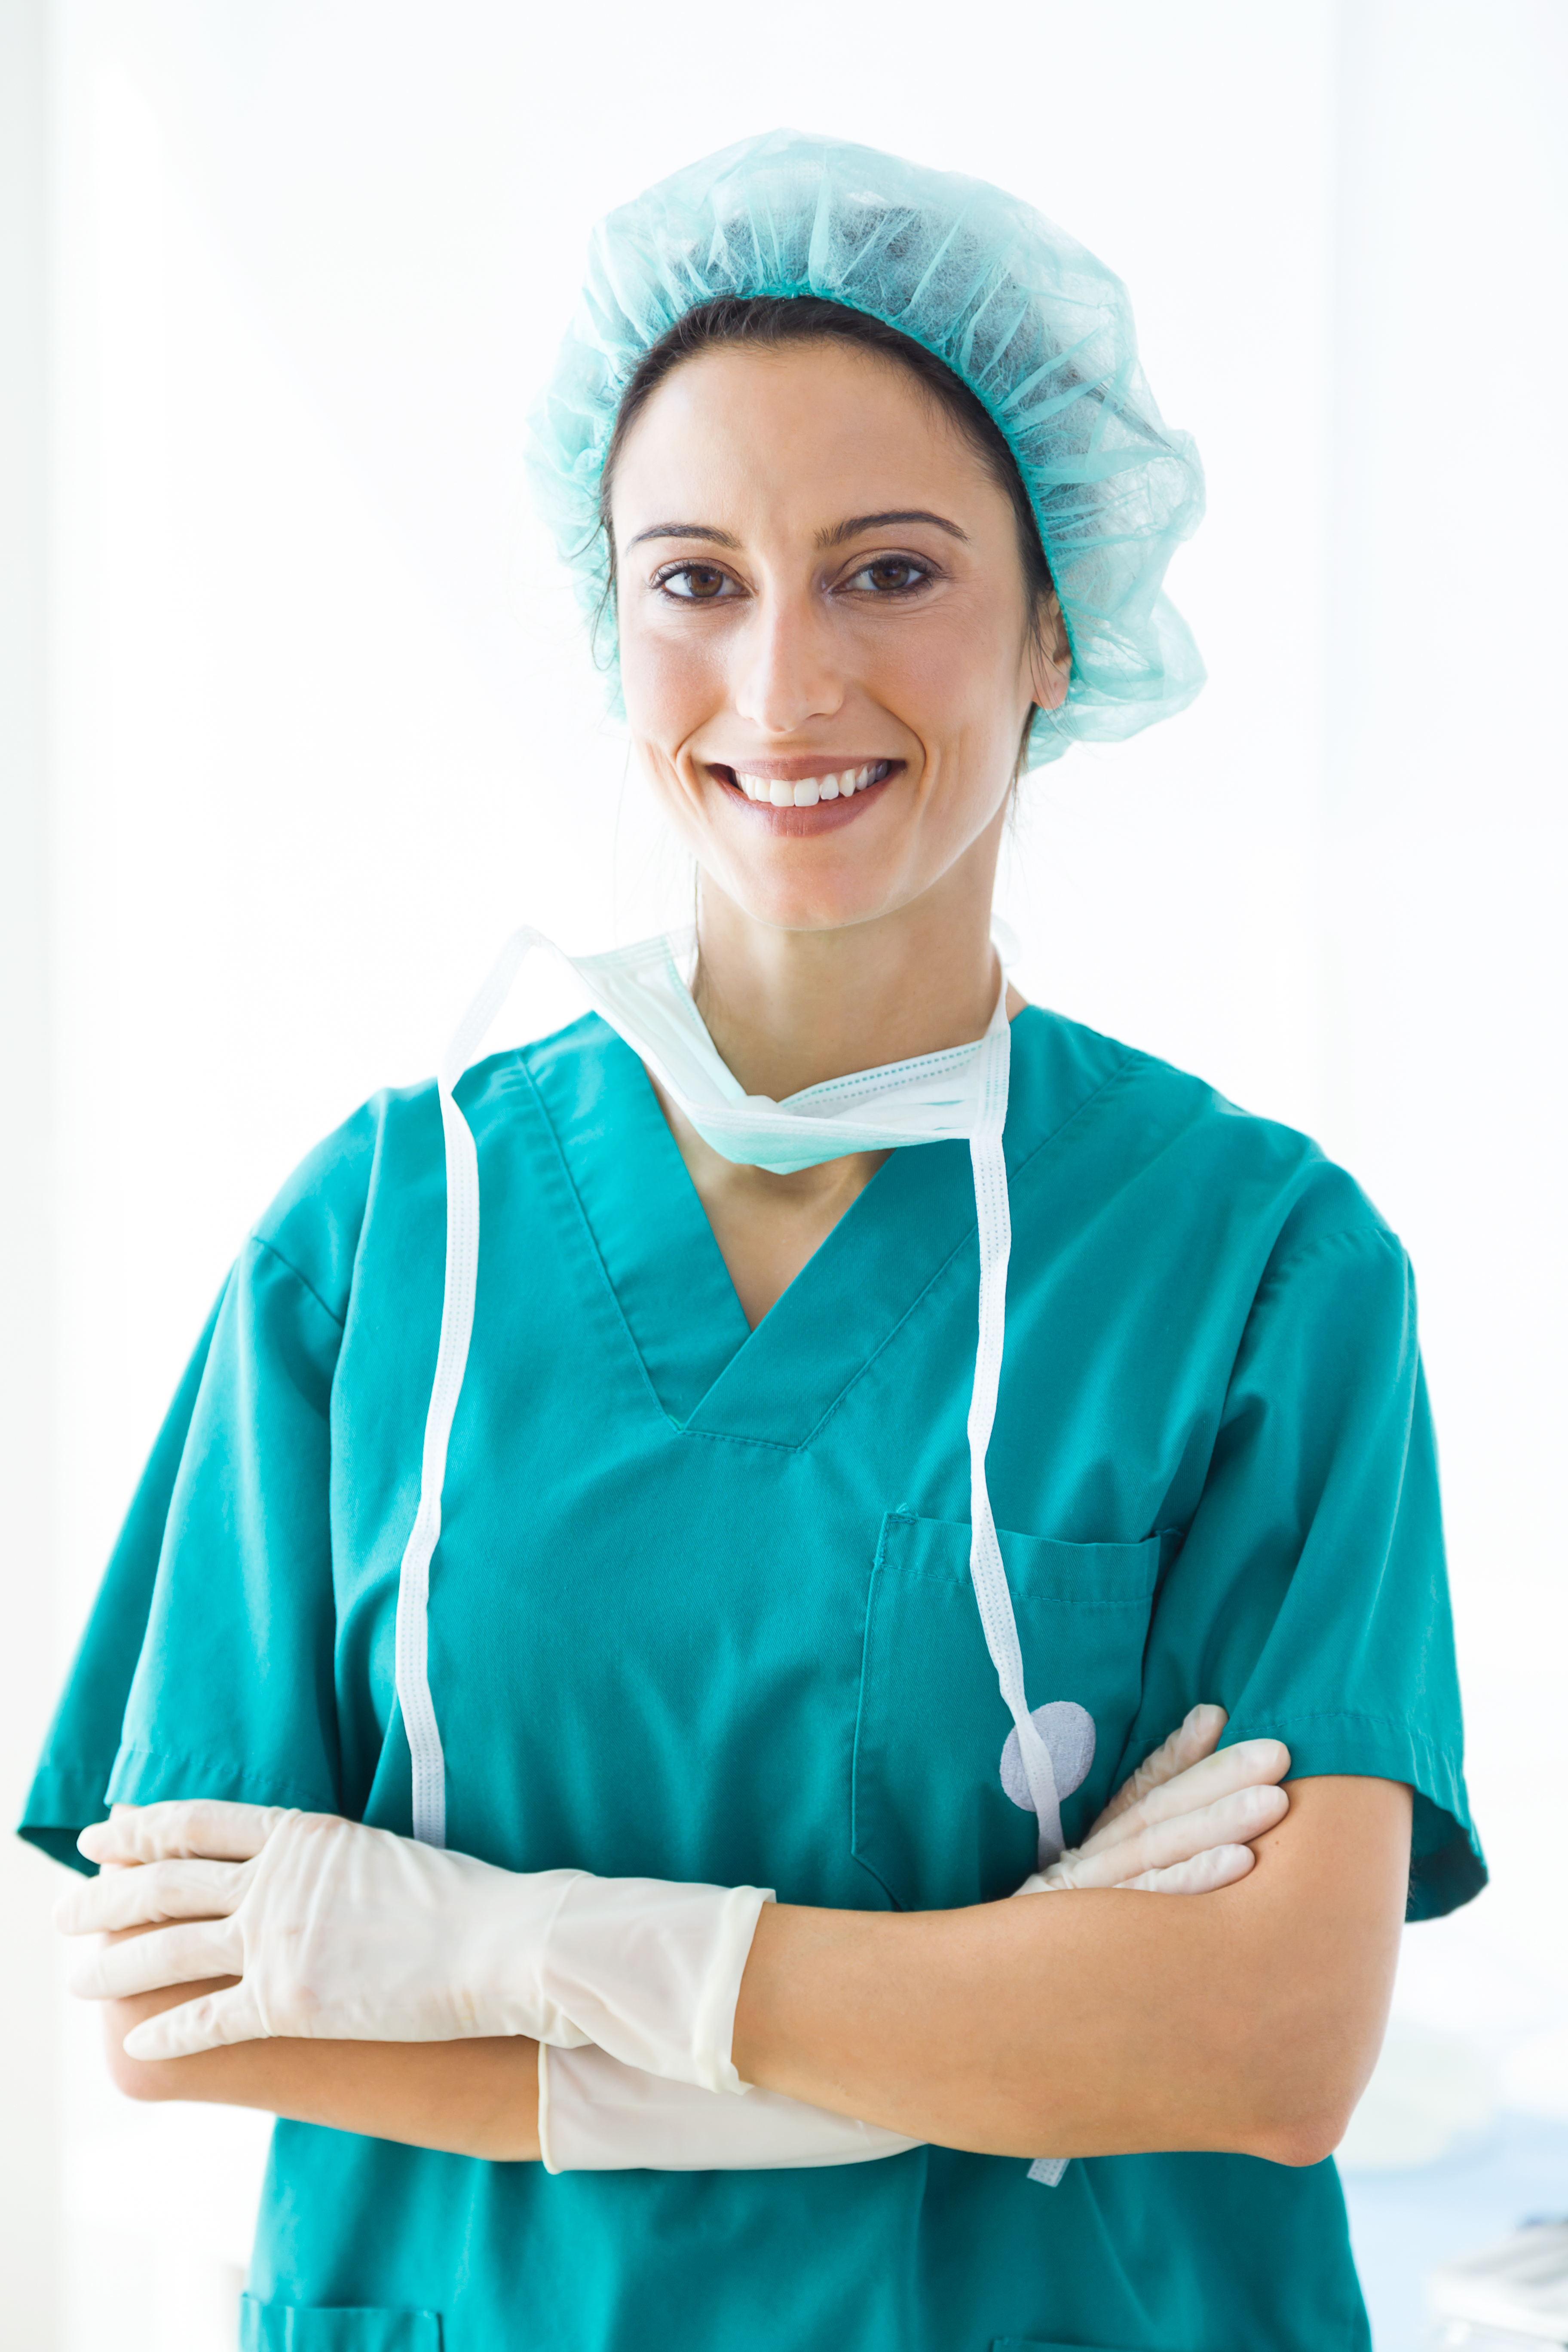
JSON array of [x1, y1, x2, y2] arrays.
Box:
[[539, 2040, 919, 2173], [57, 1801, 770, 2089], [1012, 1708, 1291, 1897]]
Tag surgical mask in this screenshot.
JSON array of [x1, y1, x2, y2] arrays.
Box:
[[395, 924, 1065, 1874]]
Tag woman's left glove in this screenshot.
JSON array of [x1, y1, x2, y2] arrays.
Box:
[[56, 1801, 772, 2089], [1012, 1715, 1292, 1897]]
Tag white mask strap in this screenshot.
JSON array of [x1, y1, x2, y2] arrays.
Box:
[[964, 998, 1063, 1868], [395, 925, 544, 1847]]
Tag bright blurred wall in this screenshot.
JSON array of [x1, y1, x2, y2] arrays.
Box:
[[3, 3, 1563, 2345]]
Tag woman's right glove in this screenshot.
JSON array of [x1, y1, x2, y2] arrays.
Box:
[[539, 2040, 920, 2172], [58, 1801, 771, 2091]]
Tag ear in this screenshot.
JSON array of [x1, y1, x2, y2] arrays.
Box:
[[1026, 592, 1072, 714]]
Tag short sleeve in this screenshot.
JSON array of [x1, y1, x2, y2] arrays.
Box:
[[1133, 1224, 1484, 1921], [17, 1233, 348, 1874], [18, 1293, 222, 1868]]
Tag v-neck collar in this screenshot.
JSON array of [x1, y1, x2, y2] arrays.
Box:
[[524, 1016, 752, 1425], [523, 1008, 1130, 1451]]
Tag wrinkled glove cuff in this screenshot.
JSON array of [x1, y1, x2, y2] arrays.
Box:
[[538, 2040, 919, 2174]]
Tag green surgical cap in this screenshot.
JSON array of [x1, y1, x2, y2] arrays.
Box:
[[529, 128, 1205, 767]]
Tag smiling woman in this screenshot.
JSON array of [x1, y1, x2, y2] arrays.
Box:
[[610, 331, 1064, 934], [24, 129, 1480, 2352]]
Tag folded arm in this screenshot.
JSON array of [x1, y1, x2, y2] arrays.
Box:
[[735, 1774, 1410, 2165], [95, 1773, 1408, 2168]]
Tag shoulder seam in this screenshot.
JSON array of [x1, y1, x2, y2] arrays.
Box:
[[1005, 1039, 1146, 1188], [245, 1232, 348, 1332], [1255, 1222, 1405, 1295]]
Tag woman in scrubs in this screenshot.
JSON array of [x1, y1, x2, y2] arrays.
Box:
[[27, 132, 1482, 2352]]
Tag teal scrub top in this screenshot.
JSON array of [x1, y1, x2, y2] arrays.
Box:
[[21, 1005, 1485, 2352]]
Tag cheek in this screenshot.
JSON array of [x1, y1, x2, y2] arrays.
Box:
[[891, 611, 1028, 751], [618, 611, 727, 748]]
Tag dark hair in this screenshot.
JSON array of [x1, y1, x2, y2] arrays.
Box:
[[595, 296, 1057, 643]]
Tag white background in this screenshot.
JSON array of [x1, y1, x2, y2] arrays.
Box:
[[2, 3, 1565, 2345]]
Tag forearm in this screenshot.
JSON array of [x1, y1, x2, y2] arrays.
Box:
[[83, 1775, 1409, 2172], [732, 1778, 1411, 2165], [104, 1977, 541, 2160]]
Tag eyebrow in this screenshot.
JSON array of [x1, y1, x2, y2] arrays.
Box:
[[626, 522, 741, 550], [624, 509, 970, 553], [815, 509, 969, 548]]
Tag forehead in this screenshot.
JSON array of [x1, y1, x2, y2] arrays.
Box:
[[609, 340, 1001, 533]]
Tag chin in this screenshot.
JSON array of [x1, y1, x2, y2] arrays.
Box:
[[717, 886, 878, 934]]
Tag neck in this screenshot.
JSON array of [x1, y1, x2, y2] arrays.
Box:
[[690, 819, 1010, 1101]]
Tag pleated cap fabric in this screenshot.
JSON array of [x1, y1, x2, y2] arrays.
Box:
[[528, 129, 1206, 768]]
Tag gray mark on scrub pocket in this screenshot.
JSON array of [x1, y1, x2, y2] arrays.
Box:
[[999, 1701, 1096, 1810]]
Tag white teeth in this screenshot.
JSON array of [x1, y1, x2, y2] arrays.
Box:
[[729, 763, 887, 804]]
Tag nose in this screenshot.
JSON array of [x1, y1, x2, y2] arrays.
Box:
[[732, 584, 845, 735]]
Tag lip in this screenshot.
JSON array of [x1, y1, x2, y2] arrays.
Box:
[[710, 762, 903, 837], [706, 758, 900, 834]]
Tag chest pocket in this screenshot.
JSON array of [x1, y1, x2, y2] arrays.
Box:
[[851, 1510, 1163, 1911]]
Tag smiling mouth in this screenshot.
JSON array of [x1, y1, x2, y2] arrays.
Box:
[[711, 759, 897, 811]]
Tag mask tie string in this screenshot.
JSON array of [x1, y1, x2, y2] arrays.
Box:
[[966, 985, 1070, 2193], [963, 991, 1063, 1872], [395, 925, 543, 1847]]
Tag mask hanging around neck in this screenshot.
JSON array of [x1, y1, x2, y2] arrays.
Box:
[[392, 922, 1064, 1873]]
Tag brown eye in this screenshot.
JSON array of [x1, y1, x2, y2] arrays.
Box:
[[661, 564, 735, 602], [849, 557, 930, 594]]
